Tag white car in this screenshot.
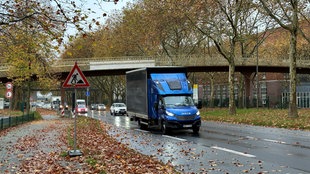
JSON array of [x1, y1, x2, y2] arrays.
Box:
[[110, 103, 127, 116]]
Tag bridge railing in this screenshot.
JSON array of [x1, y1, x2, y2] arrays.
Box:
[[52, 55, 269, 67], [53, 55, 310, 68]]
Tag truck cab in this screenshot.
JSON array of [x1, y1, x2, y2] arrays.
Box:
[[157, 95, 201, 134]]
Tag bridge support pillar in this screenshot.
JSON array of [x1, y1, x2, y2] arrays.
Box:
[[242, 72, 253, 108]]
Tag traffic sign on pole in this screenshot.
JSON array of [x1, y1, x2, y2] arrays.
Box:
[[63, 62, 90, 88], [65, 62, 85, 157], [5, 82, 13, 99], [5, 82, 13, 90], [5, 91, 12, 99]]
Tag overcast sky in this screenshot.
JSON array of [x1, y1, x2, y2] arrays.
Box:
[[64, 0, 133, 38], [82, 0, 133, 27]]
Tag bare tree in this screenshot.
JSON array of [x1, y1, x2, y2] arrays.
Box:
[[259, 0, 310, 117], [187, 0, 271, 114]]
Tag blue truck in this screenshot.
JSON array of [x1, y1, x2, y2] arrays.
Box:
[[126, 67, 202, 134]]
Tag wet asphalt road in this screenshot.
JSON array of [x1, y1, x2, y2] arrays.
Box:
[[88, 110, 310, 174]]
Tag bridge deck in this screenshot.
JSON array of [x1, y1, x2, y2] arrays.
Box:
[[0, 56, 309, 79]]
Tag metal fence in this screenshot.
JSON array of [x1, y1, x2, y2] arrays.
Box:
[[282, 92, 310, 108], [0, 113, 35, 130]]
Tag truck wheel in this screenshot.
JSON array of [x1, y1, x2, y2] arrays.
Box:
[[138, 120, 147, 130], [193, 126, 200, 134], [161, 121, 169, 135]]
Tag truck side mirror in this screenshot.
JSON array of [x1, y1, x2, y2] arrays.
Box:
[[161, 105, 165, 109], [159, 104, 165, 110]]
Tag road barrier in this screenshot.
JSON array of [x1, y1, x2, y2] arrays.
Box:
[[61, 109, 65, 116]]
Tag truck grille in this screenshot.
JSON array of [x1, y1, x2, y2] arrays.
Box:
[[176, 115, 196, 121]]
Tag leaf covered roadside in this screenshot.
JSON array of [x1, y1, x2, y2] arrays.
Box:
[[63, 117, 177, 174], [0, 109, 177, 174]]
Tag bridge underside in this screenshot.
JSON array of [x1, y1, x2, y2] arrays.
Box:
[[57, 65, 307, 80]]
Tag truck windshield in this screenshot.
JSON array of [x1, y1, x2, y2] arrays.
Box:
[[163, 96, 195, 107]]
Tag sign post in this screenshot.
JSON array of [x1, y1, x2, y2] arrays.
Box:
[[62, 62, 90, 157], [86, 87, 89, 114], [5, 82, 13, 115], [193, 84, 198, 104]]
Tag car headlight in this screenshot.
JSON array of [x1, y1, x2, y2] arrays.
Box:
[[196, 110, 200, 116], [166, 110, 175, 117]]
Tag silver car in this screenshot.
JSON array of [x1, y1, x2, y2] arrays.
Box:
[[97, 104, 106, 111], [110, 103, 127, 116]]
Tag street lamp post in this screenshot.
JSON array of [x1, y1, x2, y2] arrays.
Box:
[[256, 26, 259, 109]]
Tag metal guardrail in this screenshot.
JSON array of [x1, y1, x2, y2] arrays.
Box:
[[1, 55, 310, 76], [0, 113, 35, 130]]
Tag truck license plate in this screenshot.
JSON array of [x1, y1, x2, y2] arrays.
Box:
[[183, 124, 192, 128]]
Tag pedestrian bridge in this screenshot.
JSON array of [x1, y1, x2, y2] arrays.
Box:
[[0, 55, 310, 80]]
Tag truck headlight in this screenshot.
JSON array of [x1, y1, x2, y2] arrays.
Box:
[[196, 110, 200, 116], [166, 110, 175, 117]]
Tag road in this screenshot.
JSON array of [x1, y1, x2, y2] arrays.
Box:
[[87, 110, 310, 173]]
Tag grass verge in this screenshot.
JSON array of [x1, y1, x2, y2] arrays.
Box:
[[200, 108, 310, 130]]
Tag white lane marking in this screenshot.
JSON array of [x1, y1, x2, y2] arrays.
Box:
[[263, 139, 286, 144], [211, 146, 256, 158], [162, 135, 187, 142], [246, 136, 286, 144], [245, 136, 256, 140], [134, 129, 149, 133]]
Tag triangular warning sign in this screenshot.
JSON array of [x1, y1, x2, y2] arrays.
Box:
[[63, 62, 90, 88]]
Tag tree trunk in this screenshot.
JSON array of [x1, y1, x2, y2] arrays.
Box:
[[238, 75, 244, 108], [210, 75, 215, 108], [228, 60, 236, 115], [27, 80, 31, 115], [288, 1, 299, 118], [13, 86, 23, 111], [288, 29, 298, 118], [109, 77, 114, 105]]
